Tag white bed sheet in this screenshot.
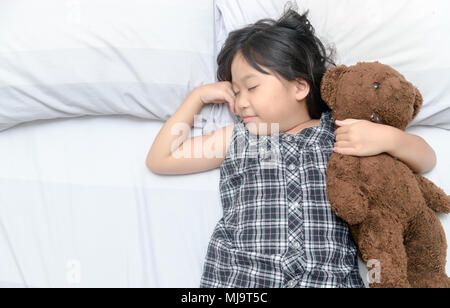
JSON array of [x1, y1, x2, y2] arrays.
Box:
[[0, 115, 449, 288], [0, 115, 223, 288]]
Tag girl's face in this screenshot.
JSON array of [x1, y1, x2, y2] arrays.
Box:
[[231, 51, 311, 136]]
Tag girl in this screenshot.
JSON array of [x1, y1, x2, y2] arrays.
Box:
[[146, 9, 436, 288]]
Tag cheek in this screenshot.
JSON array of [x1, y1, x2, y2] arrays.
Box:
[[258, 89, 288, 116]]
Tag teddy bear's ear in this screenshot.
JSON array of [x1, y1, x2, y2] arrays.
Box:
[[412, 87, 423, 120], [321, 65, 347, 110]]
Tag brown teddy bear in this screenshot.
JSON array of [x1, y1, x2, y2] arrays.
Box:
[[321, 61, 450, 288]]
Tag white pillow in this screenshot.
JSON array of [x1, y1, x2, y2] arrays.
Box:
[[215, 0, 450, 130], [0, 0, 223, 132]]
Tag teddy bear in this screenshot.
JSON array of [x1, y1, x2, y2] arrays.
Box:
[[321, 61, 450, 288]]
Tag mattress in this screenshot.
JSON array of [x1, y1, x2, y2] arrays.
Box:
[[0, 115, 449, 287]]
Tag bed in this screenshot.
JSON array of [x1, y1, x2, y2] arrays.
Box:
[[0, 0, 449, 288]]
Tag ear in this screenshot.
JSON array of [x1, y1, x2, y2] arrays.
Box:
[[320, 65, 347, 110], [294, 78, 310, 101], [412, 87, 423, 120]]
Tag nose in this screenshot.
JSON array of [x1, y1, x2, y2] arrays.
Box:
[[400, 81, 410, 90], [236, 95, 250, 111]]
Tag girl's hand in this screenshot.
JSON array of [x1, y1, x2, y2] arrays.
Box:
[[195, 82, 237, 114], [333, 119, 397, 157]]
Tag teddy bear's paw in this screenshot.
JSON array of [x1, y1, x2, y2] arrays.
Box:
[[369, 280, 411, 289], [439, 195, 450, 214], [445, 195, 450, 213], [409, 272, 450, 288]]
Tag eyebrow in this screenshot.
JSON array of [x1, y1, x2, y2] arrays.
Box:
[[232, 74, 257, 86]]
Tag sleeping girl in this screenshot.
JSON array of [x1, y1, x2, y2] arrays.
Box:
[[146, 9, 436, 288]]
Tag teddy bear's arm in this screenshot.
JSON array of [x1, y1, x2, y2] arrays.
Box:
[[414, 174, 450, 214], [326, 154, 369, 225]]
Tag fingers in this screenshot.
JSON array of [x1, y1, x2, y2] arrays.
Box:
[[226, 94, 235, 112], [334, 126, 350, 136], [334, 141, 352, 149], [335, 119, 362, 126], [225, 88, 237, 114], [333, 147, 356, 156], [226, 88, 236, 100], [333, 135, 355, 155], [335, 132, 349, 142]]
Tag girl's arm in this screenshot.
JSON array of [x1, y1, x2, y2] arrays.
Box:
[[384, 128, 437, 174], [146, 83, 236, 175], [333, 119, 437, 174]]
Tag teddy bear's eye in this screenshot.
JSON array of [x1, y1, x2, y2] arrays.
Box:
[[373, 82, 380, 90]]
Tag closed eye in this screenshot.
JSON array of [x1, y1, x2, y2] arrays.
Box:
[[233, 86, 258, 96]]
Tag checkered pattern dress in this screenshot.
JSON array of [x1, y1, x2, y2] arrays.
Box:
[[199, 111, 365, 288]]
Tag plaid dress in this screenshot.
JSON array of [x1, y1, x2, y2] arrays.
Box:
[[199, 111, 365, 288]]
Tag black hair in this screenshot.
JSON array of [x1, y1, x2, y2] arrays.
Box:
[[216, 2, 335, 119]]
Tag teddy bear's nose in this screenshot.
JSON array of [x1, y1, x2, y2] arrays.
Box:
[[400, 81, 410, 90]]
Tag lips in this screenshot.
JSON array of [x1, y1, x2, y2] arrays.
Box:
[[243, 116, 256, 123]]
